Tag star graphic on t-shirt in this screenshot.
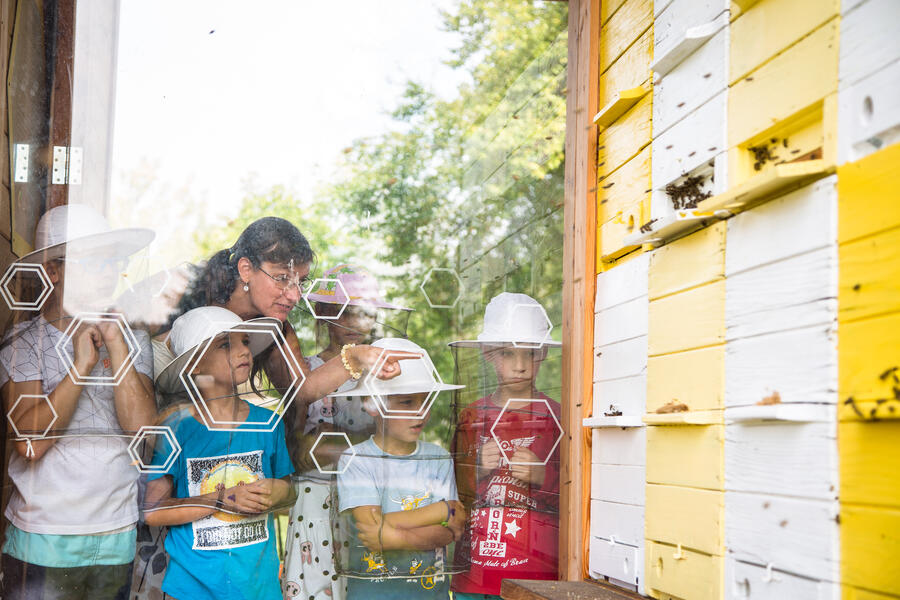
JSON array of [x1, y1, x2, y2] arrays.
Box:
[[504, 519, 521, 538]]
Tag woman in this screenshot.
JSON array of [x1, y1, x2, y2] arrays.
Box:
[[178, 218, 413, 408]]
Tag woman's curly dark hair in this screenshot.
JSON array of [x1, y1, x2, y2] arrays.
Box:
[[173, 217, 315, 324]]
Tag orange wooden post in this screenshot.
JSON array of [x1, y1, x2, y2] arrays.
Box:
[[562, 0, 600, 582]]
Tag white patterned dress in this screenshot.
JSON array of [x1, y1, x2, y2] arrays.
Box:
[[281, 355, 374, 600]]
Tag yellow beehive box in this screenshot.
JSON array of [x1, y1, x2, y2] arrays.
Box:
[[840, 504, 900, 596], [598, 93, 652, 180], [598, 145, 651, 227], [729, 0, 839, 84], [837, 141, 900, 245], [839, 421, 900, 507], [598, 202, 645, 263], [646, 540, 724, 600], [839, 311, 900, 419], [728, 18, 839, 188], [645, 483, 724, 555], [841, 585, 900, 600], [646, 424, 724, 490], [647, 345, 725, 413], [600, 0, 653, 75], [649, 220, 726, 300], [599, 27, 653, 112], [839, 226, 900, 326], [648, 279, 726, 356], [598, 145, 651, 263]]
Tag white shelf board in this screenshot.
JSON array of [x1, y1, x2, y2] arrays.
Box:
[[726, 404, 835, 424], [583, 415, 645, 428]]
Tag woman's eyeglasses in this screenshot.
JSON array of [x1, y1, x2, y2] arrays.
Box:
[[258, 266, 309, 291]]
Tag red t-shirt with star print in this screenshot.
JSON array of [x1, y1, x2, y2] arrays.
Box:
[[451, 393, 561, 595]]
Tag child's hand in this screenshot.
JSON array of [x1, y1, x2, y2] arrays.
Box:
[[96, 318, 130, 357], [446, 501, 467, 541], [241, 478, 291, 511], [356, 507, 389, 552], [222, 482, 271, 514], [509, 448, 546, 486], [72, 323, 102, 374], [479, 442, 504, 471]]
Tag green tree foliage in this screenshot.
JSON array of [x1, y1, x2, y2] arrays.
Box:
[[192, 0, 568, 444], [325, 0, 568, 442], [192, 184, 354, 271]]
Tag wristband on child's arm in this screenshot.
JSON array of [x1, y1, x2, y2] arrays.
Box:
[[440, 500, 451, 527]]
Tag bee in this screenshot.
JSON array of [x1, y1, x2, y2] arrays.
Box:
[[748, 143, 778, 171], [878, 366, 897, 381], [639, 218, 658, 233], [665, 174, 711, 209]]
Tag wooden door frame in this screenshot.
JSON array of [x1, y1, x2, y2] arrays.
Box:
[[560, 0, 599, 581]]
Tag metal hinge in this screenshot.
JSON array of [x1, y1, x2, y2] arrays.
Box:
[[51, 145, 83, 185], [14, 144, 29, 182]]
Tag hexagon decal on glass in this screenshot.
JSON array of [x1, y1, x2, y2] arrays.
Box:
[[309, 431, 355, 475], [419, 268, 463, 309], [128, 425, 182, 474], [303, 278, 349, 320], [489, 398, 563, 466], [509, 303, 554, 349], [55, 312, 142, 386], [362, 348, 441, 420], [7, 394, 57, 439], [0, 263, 54, 311], [179, 319, 306, 432]]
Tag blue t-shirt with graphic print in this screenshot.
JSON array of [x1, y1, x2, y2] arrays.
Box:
[[337, 436, 457, 599], [148, 403, 294, 600]]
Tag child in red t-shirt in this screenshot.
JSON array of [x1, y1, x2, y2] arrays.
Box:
[[449, 293, 561, 598]]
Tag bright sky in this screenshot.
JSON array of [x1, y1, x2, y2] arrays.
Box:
[[111, 0, 466, 234]]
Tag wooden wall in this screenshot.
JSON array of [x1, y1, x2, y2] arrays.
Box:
[[1, 0, 17, 311]]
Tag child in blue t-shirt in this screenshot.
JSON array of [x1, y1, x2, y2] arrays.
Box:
[[334, 338, 467, 599], [143, 307, 296, 600]]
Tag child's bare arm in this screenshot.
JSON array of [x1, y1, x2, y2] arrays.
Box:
[[351, 506, 454, 553], [98, 322, 157, 433], [380, 500, 465, 530], [3, 378, 86, 461], [143, 476, 279, 526], [1, 324, 106, 461], [143, 476, 218, 526]]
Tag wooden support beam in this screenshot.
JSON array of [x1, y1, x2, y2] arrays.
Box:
[[561, 0, 599, 581], [501, 578, 645, 600], [46, 0, 76, 209]]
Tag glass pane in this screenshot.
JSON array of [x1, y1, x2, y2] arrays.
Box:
[[0, 2, 567, 598]]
